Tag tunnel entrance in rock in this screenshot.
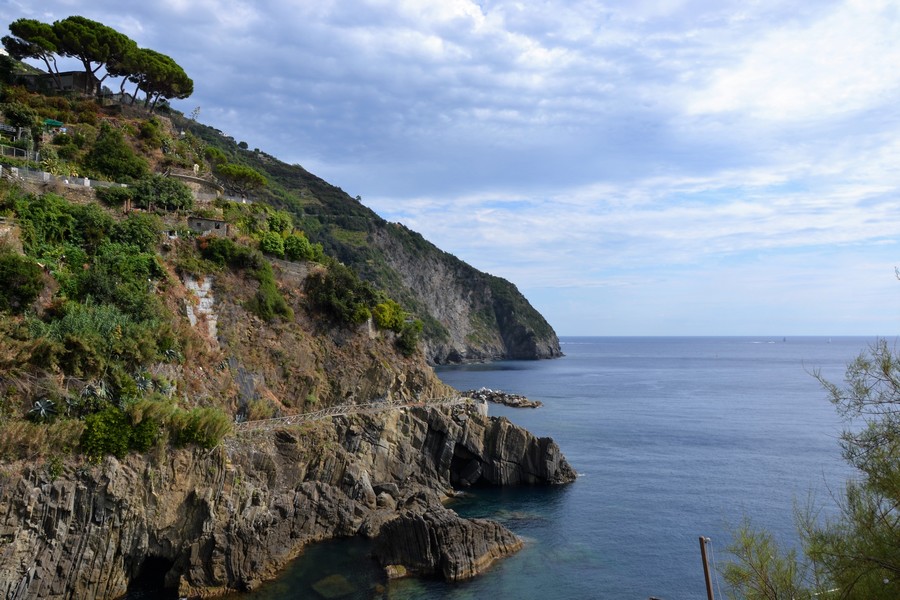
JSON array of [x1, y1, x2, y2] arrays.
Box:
[[124, 556, 178, 599], [450, 443, 485, 487]]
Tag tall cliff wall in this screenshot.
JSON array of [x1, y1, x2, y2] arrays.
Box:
[[369, 226, 563, 364], [0, 404, 575, 599]]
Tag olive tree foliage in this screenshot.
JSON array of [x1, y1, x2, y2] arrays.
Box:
[[724, 339, 900, 600]]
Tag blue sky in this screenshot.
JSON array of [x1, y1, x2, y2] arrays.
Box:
[[7, 0, 900, 336]]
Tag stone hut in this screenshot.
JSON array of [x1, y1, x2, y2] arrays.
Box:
[[187, 216, 229, 238]]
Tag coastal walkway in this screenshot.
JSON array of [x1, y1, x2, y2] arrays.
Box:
[[231, 395, 472, 435]]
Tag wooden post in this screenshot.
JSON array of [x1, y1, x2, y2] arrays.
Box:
[[700, 536, 715, 600]]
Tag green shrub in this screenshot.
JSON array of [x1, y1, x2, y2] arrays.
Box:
[[28, 301, 159, 378], [132, 174, 193, 212], [373, 299, 405, 332], [75, 241, 164, 321], [198, 236, 259, 269], [129, 417, 160, 452], [284, 232, 321, 262], [95, 186, 134, 207], [14, 192, 77, 254], [246, 262, 293, 322], [138, 118, 165, 149], [81, 407, 131, 460], [305, 261, 377, 325], [56, 143, 79, 161], [266, 210, 292, 234], [258, 231, 284, 257], [396, 319, 423, 357], [204, 146, 228, 165], [169, 407, 231, 449], [112, 213, 162, 253], [84, 122, 149, 182], [0, 101, 38, 130], [72, 203, 114, 254], [0, 253, 44, 313]]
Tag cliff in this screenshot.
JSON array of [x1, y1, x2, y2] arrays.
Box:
[[0, 404, 575, 598], [180, 118, 563, 364], [0, 84, 573, 599], [369, 224, 563, 363]]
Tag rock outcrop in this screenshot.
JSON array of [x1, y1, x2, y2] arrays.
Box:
[[0, 403, 575, 599], [369, 225, 563, 364], [463, 388, 543, 408], [372, 506, 524, 581]]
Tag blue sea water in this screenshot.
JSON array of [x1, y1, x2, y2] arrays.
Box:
[[224, 336, 875, 600]]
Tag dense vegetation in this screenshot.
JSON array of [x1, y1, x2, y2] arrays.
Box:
[[0, 79, 423, 465]]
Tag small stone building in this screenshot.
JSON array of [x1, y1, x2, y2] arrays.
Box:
[[187, 216, 229, 238], [19, 71, 101, 96]]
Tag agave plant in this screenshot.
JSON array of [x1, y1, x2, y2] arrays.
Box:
[[79, 380, 112, 414], [81, 379, 110, 401], [28, 398, 56, 422], [65, 396, 82, 417], [155, 379, 174, 397], [134, 373, 153, 393]]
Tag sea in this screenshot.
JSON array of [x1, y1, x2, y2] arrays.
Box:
[[200, 336, 879, 599]]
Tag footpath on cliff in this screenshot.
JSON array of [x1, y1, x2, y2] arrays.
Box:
[[0, 397, 575, 599]]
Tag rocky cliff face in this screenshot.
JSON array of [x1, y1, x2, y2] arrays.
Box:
[[0, 403, 575, 599], [369, 225, 563, 364]]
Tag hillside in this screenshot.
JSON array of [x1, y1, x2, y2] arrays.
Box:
[[0, 57, 574, 600], [0, 79, 564, 457], [0, 73, 560, 363], [174, 116, 562, 363]]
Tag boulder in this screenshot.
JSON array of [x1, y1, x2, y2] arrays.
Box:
[[372, 506, 523, 581]]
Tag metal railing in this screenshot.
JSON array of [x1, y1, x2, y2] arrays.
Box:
[[0, 163, 128, 190], [0, 143, 39, 162]]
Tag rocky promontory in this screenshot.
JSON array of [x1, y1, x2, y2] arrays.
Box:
[[463, 388, 544, 408], [0, 402, 575, 598]]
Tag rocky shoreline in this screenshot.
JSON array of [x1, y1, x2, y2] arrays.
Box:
[[463, 387, 544, 408], [0, 402, 574, 598]]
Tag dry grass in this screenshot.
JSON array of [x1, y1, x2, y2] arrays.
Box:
[[0, 419, 84, 461]]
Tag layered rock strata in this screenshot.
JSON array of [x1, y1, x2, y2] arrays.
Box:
[[0, 403, 575, 599]]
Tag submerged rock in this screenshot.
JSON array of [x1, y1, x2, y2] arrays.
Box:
[[311, 573, 356, 598]]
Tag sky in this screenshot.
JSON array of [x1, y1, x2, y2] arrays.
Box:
[[6, 0, 900, 336]]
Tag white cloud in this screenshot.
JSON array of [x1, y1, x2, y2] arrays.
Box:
[[8, 0, 900, 335], [685, 0, 900, 120]]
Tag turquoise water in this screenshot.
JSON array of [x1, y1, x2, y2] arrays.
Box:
[[208, 337, 876, 598]]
